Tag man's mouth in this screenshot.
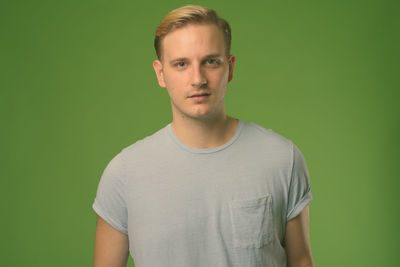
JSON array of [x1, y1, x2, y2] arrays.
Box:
[[189, 93, 211, 98], [188, 92, 211, 101]]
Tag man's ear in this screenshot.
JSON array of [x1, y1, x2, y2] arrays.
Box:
[[227, 55, 236, 83], [153, 59, 166, 88]]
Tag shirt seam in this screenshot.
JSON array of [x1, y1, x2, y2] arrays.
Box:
[[167, 120, 244, 154]]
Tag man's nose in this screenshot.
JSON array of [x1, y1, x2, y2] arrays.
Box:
[[191, 65, 207, 88]]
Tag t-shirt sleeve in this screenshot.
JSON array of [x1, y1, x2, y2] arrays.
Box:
[[286, 143, 312, 222], [92, 152, 128, 234]]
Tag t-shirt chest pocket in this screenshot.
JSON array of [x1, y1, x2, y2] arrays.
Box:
[[229, 194, 274, 248]]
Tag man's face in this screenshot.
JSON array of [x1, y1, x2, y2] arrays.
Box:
[[153, 23, 236, 121]]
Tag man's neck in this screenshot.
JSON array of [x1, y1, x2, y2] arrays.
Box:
[[170, 115, 239, 149]]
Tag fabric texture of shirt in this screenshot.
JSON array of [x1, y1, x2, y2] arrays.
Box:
[[92, 120, 312, 267]]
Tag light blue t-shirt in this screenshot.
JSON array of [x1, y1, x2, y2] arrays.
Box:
[[93, 120, 312, 267]]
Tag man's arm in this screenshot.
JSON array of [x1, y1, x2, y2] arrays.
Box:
[[94, 216, 129, 267], [285, 206, 314, 267]]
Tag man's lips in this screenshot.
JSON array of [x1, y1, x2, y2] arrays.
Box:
[[188, 92, 211, 102], [188, 92, 211, 98]]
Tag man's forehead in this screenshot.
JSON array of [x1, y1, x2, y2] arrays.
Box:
[[161, 23, 227, 60]]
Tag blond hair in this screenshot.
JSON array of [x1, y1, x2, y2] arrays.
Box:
[[154, 5, 232, 60]]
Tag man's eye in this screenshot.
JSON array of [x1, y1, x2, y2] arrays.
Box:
[[176, 62, 186, 67], [207, 59, 216, 64]]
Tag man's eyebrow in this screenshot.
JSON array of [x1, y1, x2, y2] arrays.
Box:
[[169, 54, 224, 65], [202, 54, 223, 60], [169, 57, 188, 65]]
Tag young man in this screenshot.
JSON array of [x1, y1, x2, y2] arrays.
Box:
[[93, 5, 314, 267]]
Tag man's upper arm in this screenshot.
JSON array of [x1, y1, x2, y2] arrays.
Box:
[[94, 216, 130, 267], [284, 206, 314, 267]]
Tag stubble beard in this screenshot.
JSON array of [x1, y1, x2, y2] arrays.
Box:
[[171, 96, 226, 124]]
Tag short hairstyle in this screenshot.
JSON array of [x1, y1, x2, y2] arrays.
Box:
[[154, 5, 232, 60]]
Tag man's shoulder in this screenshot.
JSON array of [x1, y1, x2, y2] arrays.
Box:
[[240, 120, 299, 169], [120, 124, 170, 156], [242, 120, 294, 149]]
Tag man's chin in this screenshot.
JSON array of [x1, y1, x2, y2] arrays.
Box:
[[172, 104, 223, 122], [187, 110, 225, 122]]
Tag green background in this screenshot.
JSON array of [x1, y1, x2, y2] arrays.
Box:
[[1, 0, 398, 266]]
